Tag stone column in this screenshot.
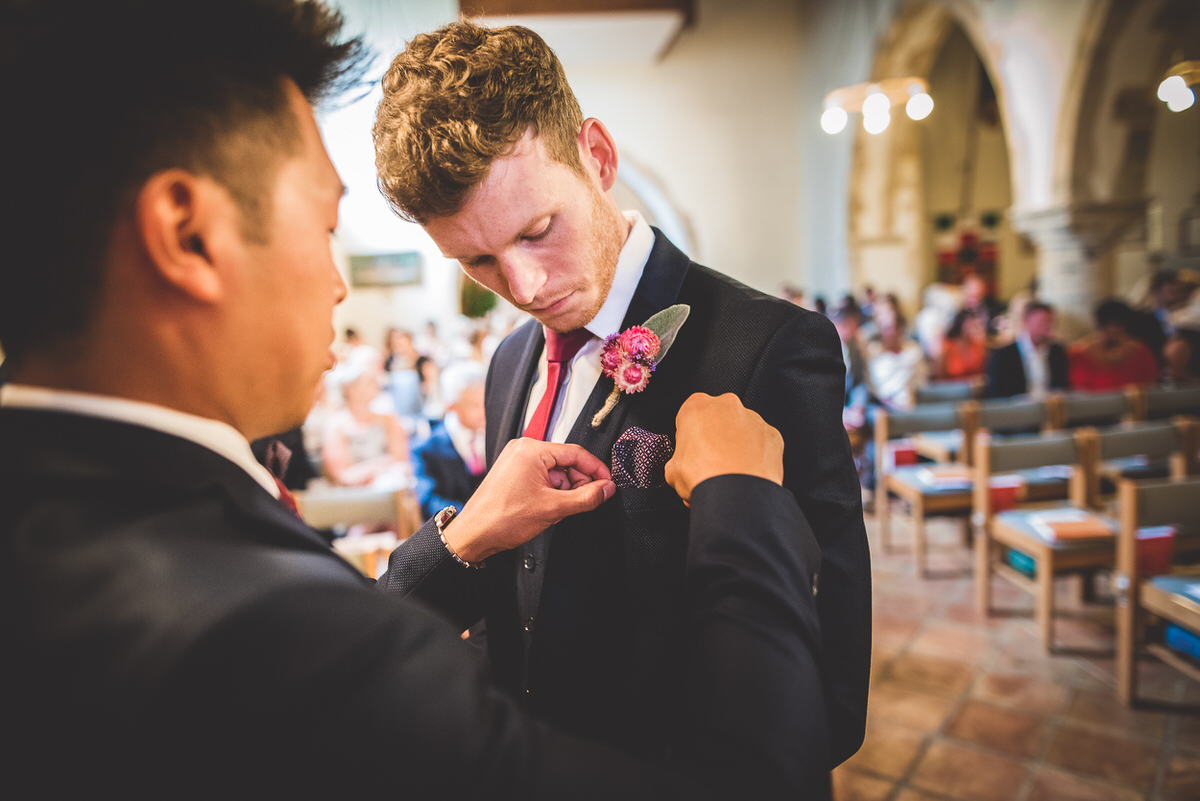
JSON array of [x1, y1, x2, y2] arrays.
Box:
[[1010, 200, 1147, 341]]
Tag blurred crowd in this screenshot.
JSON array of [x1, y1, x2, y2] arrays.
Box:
[[787, 268, 1200, 493], [264, 311, 523, 523]]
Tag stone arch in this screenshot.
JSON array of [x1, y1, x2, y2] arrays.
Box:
[[847, 1, 1029, 323]]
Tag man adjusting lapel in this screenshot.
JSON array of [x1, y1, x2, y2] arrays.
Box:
[[375, 20, 871, 765]]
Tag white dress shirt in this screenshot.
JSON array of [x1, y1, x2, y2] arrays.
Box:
[[1015, 333, 1049, 398], [0, 384, 280, 497], [521, 211, 655, 443], [443, 410, 485, 474]]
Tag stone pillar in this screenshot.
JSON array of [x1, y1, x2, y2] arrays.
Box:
[[1010, 200, 1146, 341]]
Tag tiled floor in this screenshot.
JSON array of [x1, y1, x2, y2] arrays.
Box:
[[834, 503, 1200, 801]]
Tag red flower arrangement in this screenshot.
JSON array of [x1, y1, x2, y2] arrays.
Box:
[[601, 326, 660, 393]]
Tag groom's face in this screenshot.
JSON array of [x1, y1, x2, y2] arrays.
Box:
[[422, 130, 624, 334]]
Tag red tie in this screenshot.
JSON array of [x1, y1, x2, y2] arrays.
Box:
[[524, 328, 592, 441], [273, 475, 301, 517]]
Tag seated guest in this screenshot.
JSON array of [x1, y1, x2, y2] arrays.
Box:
[[322, 366, 410, 488], [960, 274, 1002, 335], [829, 299, 869, 436], [935, 308, 988, 380], [866, 294, 927, 413], [985, 301, 1068, 398], [1068, 299, 1159, 392], [1129, 268, 1187, 366], [411, 360, 487, 519]]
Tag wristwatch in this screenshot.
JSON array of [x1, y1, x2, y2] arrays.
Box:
[[434, 506, 484, 569]]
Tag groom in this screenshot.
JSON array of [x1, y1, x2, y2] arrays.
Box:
[[375, 20, 870, 764]]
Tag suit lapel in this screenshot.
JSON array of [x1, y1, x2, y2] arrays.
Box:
[[485, 318, 543, 463]]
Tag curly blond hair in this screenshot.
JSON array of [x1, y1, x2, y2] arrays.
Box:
[[372, 20, 585, 224]]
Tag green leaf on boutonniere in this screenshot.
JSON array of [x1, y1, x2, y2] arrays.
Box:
[[642, 304, 690, 361], [590, 304, 690, 428]]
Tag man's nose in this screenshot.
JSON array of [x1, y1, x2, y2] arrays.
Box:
[[499, 251, 546, 307]]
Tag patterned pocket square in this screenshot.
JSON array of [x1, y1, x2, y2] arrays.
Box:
[[611, 426, 674, 489]]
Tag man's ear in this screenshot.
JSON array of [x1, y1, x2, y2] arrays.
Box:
[[578, 118, 619, 192], [135, 169, 225, 303]]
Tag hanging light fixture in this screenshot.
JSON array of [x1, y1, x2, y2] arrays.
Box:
[[1157, 61, 1198, 113], [821, 77, 933, 135]]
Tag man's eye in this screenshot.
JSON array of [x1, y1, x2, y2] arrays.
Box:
[[524, 220, 552, 242]]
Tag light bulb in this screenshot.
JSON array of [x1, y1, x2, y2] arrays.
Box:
[[1158, 74, 1187, 102], [1167, 86, 1195, 112], [862, 90, 890, 118], [821, 106, 848, 134], [863, 111, 890, 134], [906, 92, 934, 120]]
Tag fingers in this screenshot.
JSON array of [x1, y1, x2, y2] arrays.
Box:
[[534, 439, 612, 483], [668, 393, 785, 500]]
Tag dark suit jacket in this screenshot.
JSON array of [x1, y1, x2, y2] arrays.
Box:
[[411, 422, 485, 519], [384, 229, 871, 765], [2, 406, 832, 799], [985, 340, 1069, 398]]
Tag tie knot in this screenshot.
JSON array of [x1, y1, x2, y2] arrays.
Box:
[[544, 328, 592, 363]]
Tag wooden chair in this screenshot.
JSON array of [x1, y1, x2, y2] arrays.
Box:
[[964, 397, 1049, 466], [875, 403, 972, 575], [973, 428, 1102, 651], [295, 485, 423, 576], [1080, 418, 1200, 509], [1115, 476, 1200, 705]]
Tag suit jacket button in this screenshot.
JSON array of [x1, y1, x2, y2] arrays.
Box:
[[523, 553, 536, 571], [524, 617, 534, 633]]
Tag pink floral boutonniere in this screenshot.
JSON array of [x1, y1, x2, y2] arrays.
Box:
[[591, 304, 690, 427]]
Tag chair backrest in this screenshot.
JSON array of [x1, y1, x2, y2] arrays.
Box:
[[914, 378, 982, 406], [972, 428, 1093, 518], [1096, 420, 1184, 461], [877, 402, 962, 440], [975, 397, 1047, 434], [1144, 385, 1200, 420], [1056, 390, 1133, 429]]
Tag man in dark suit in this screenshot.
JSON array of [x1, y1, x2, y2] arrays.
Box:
[[1, 1, 838, 797], [411, 360, 489, 518], [374, 20, 870, 765], [986, 301, 1069, 398]]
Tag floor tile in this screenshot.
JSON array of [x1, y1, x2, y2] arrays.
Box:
[[881, 651, 975, 699], [831, 766, 894, 801], [867, 681, 957, 730], [970, 671, 1072, 714], [1064, 687, 1168, 741], [908, 740, 1027, 801], [1025, 766, 1142, 801], [843, 717, 927, 779], [1043, 724, 1159, 791], [944, 700, 1048, 759], [908, 620, 995, 664]]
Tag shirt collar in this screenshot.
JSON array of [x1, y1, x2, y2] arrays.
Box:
[[0, 384, 280, 498], [582, 211, 655, 340]]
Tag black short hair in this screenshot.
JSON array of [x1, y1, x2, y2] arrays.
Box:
[[0, 0, 368, 364], [1024, 301, 1054, 319], [1095, 298, 1133, 329]]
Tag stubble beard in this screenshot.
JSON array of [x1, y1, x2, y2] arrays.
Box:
[[546, 187, 624, 334]]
